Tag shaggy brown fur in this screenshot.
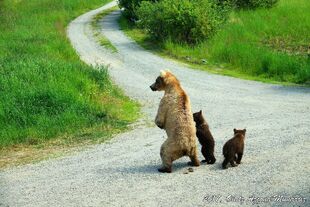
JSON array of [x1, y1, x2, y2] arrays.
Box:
[[150, 70, 200, 173], [222, 128, 246, 169], [193, 110, 216, 164]]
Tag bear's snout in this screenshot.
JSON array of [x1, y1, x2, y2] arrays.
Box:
[[150, 84, 156, 91]]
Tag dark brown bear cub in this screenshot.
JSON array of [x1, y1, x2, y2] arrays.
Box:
[[193, 110, 216, 164], [222, 128, 246, 169]]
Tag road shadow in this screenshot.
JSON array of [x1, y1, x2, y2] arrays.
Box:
[[269, 84, 310, 94]]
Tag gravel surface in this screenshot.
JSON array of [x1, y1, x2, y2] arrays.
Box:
[[1, 1, 309, 206]]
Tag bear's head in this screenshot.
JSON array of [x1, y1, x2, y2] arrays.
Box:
[[150, 70, 180, 91], [193, 110, 205, 125], [233, 128, 246, 136]]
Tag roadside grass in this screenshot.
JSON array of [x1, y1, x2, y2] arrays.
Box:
[[91, 6, 118, 53], [118, 16, 284, 85], [118, 0, 310, 85], [0, 0, 139, 166]]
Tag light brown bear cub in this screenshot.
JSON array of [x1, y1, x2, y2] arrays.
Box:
[[150, 70, 200, 173], [222, 128, 246, 169]]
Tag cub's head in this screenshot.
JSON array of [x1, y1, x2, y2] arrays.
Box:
[[150, 70, 180, 91], [233, 128, 246, 136], [193, 110, 205, 125]]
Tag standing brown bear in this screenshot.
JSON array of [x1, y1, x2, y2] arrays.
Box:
[[150, 70, 200, 173], [222, 128, 246, 169], [193, 110, 216, 164]]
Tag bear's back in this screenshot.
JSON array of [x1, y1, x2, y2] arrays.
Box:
[[164, 88, 196, 143]]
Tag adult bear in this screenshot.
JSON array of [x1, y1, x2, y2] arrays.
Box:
[[150, 70, 200, 173]]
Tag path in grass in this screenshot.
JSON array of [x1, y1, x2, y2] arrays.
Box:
[[1, 1, 310, 206]]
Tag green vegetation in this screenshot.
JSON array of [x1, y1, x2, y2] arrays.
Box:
[[137, 0, 228, 44], [207, 0, 310, 83], [92, 6, 118, 52], [118, 0, 279, 19], [228, 0, 279, 9], [119, 0, 310, 84], [0, 0, 139, 149], [118, 0, 156, 19]]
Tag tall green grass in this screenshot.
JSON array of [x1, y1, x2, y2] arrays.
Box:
[[120, 0, 310, 84], [207, 0, 310, 83], [0, 0, 139, 148]]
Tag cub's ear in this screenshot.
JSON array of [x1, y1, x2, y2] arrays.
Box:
[[233, 128, 237, 133], [243, 129, 246, 132], [199, 110, 202, 114]]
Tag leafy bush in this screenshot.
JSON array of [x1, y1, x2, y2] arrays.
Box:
[[224, 0, 279, 9], [137, 0, 229, 44], [118, 0, 157, 20]]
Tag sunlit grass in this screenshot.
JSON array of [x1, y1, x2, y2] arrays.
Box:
[[119, 0, 310, 84], [0, 0, 139, 149]]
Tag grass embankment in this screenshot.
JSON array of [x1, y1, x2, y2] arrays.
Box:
[[0, 0, 139, 167], [119, 0, 310, 85]]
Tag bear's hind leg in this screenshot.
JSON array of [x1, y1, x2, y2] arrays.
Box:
[[158, 166, 172, 173], [188, 148, 200, 167], [229, 158, 237, 167], [158, 156, 172, 173], [222, 158, 229, 169], [188, 156, 200, 166], [159, 146, 173, 173], [207, 154, 216, 164], [236, 153, 243, 164], [205, 151, 216, 164], [201, 146, 208, 163]]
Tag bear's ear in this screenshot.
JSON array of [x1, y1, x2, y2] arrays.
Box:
[[160, 70, 166, 77], [233, 128, 237, 133], [243, 129, 246, 133], [199, 110, 202, 115]]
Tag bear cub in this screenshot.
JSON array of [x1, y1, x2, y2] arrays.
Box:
[[193, 110, 216, 164], [222, 128, 246, 169]]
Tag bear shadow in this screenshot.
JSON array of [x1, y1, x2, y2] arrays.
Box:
[[117, 163, 161, 175], [213, 163, 225, 170], [207, 162, 242, 171], [192, 161, 218, 171], [98, 161, 227, 176], [108, 161, 193, 175]]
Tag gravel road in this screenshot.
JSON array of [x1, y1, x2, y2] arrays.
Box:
[[1, 1, 309, 206]]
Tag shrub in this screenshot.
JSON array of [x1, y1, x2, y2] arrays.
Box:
[[118, 0, 157, 20], [137, 0, 229, 44], [223, 0, 279, 9]]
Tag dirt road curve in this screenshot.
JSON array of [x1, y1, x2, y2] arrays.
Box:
[[1, 1, 309, 206]]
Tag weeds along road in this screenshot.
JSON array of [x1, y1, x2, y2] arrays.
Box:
[[1, 1, 310, 206]]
